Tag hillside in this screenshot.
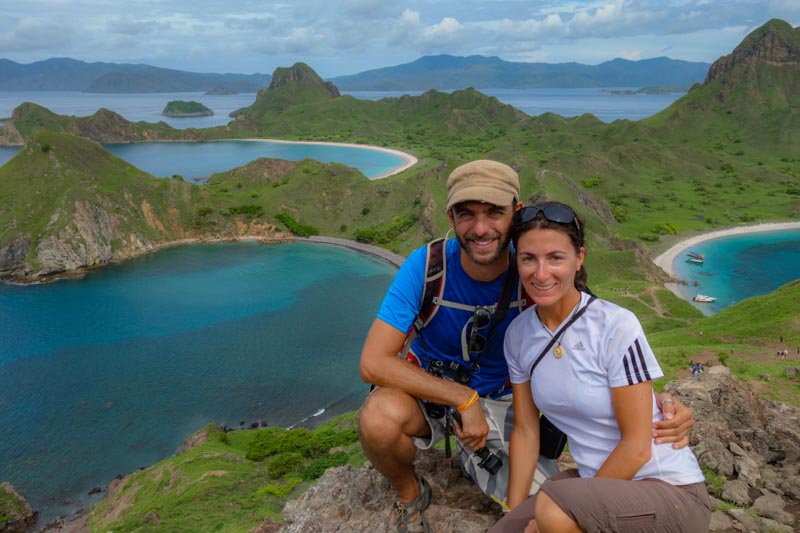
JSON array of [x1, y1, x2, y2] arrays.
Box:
[[0, 57, 271, 93], [1, 19, 798, 278], [2, 18, 800, 533], [330, 54, 710, 90]]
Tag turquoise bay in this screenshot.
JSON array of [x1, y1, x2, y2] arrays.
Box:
[[0, 242, 396, 523], [671, 229, 800, 314]]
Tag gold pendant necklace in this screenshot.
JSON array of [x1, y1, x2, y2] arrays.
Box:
[[553, 344, 564, 358]]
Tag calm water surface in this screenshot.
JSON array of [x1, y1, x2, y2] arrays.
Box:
[[0, 241, 395, 523], [671, 229, 800, 314]]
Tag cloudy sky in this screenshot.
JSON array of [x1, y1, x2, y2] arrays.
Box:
[[1, 1, 799, 77]]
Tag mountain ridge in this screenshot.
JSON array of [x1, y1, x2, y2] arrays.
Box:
[[0, 57, 272, 93], [330, 54, 710, 90], [1, 54, 709, 93]]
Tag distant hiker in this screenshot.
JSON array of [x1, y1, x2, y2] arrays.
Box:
[[491, 201, 710, 533], [358, 161, 694, 532]]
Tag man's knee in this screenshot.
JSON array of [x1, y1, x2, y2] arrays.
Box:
[[359, 388, 424, 443]]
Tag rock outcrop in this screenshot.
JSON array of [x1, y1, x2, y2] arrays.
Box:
[[280, 367, 800, 532], [706, 19, 800, 84], [0, 482, 38, 533]]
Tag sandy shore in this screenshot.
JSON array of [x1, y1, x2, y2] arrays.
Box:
[[654, 221, 800, 278], [302, 236, 405, 268], [238, 138, 418, 179]]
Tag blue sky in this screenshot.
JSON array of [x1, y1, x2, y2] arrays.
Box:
[[1, 1, 799, 77]]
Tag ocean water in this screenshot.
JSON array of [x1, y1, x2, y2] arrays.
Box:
[[103, 140, 406, 181], [0, 88, 684, 174], [671, 229, 800, 314], [0, 89, 684, 128], [0, 241, 396, 523]]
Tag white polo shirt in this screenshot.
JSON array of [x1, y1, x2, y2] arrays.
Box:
[[504, 291, 704, 485]]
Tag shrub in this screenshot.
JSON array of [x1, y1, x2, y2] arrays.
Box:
[[267, 452, 305, 478], [581, 177, 602, 188], [245, 428, 289, 461], [228, 204, 264, 217], [256, 475, 304, 498], [275, 212, 319, 237], [303, 452, 350, 480], [653, 222, 679, 235]]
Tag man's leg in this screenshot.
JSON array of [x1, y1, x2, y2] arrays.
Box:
[[358, 387, 432, 503]]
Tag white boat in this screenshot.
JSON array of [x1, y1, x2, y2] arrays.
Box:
[[693, 294, 716, 303]]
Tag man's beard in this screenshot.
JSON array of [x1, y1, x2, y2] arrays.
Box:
[[457, 231, 512, 266]]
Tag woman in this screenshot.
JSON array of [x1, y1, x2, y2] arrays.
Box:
[[490, 201, 710, 533]]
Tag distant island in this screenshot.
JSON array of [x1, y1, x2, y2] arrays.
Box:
[[161, 100, 214, 117], [600, 85, 690, 95]]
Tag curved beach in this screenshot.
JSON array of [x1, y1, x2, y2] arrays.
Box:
[[242, 138, 418, 179], [654, 221, 800, 278]]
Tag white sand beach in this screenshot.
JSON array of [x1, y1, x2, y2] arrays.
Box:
[[654, 221, 800, 278], [241, 138, 418, 179]]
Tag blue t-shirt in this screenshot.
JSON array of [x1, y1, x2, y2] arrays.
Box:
[[377, 238, 520, 398]]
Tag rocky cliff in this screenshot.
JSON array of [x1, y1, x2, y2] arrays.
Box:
[[705, 19, 800, 84], [0, 131, 292, 283]]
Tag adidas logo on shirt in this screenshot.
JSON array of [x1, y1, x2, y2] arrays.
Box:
[[572, 341, 585, 351]]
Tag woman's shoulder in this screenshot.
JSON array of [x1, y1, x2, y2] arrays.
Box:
[[587, 295, 641, 326]]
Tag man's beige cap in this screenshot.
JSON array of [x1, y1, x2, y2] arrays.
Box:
[[446, 160, 520, 210]]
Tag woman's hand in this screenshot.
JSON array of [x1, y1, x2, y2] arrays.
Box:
[[653, 392, 693, 449]]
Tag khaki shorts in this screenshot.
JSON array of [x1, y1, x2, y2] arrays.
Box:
[[413, 396, 559, 507], [489, 469, 711, 533]]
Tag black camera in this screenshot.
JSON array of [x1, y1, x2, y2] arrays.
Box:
[[426, 359, 471, 385], [474, 445, 503, 475], [449, 408, 502, 476], [422, 360, 503, 475]]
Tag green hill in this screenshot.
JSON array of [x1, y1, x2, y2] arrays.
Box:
[[2, 18, 800, 532]]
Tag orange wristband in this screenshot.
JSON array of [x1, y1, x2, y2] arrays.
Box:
[[456, 390, 479, 412]]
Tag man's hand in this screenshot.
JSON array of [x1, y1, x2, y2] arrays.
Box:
[[452, 401, 489, 451], [653, 392, 693, 449]]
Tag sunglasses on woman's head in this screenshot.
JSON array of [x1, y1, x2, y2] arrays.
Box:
[[512, 204, 582, 241]]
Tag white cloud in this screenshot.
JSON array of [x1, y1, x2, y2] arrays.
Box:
[[0, 17, 73, 52]]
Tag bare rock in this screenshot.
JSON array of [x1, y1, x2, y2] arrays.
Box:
[[722, 479, 752, 506], [752, 493, 795, 526], [281, 448, 502, 533], [708, 510, 735, 531]]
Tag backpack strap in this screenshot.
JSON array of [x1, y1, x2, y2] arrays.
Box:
[[414, 237, 446, 331]]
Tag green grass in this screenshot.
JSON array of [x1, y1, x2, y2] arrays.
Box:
[[87, 413, 362, 532]]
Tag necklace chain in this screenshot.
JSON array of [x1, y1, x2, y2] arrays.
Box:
[[537, 300, 581, 359]]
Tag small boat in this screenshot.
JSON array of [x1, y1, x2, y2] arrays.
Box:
[[686, 257, 704, 265], [693, 294, 716, 303], [687, 252, 705, 260]]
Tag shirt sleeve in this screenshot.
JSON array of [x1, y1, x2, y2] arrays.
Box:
[[376, 246, 426, 334], [504, 311, 530, 384], [604, 308, 664, 388]]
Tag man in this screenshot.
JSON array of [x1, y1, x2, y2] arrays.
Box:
[[359, 160, 692, 532]]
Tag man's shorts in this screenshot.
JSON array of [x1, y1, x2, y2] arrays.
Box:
[[413, 395, 559, 507]]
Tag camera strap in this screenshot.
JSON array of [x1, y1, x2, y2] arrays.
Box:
[[468, 248, 521, 372]]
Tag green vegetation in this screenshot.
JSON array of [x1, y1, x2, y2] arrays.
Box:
[[162, 100, 213, 116], [0, 485, 28, 524], [87, 413, 363, 532], [2, 19, 800, 530], [274, 212, 319, 237]]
